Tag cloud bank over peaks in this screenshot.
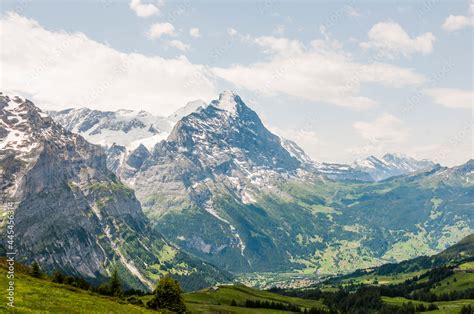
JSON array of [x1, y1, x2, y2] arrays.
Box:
[[0, 13, 216, 115], [213, 31, 425, 110]]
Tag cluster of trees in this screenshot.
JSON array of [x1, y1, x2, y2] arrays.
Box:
[[271, 283, 442, 313], [51, 267, 125, 297], [410, 288, 474, 302], [32, 262, 92, 290], [324, 287, 439, 313], [242, 299, 301, 312], [231, 299, 330, 313], [305, 307, 334, 314], [52, 270, 93, 290], [269, 286, 324, 300], [318, 286, 439, 313], [29, 261, 186, 313], [379, 302, 439, 314]]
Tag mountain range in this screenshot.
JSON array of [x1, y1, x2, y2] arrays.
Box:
[[0, 93, 230, 291], [1, 91, 472, 289], [48, 92, 435, 183], [352, 153, 435, 181], [48, 91, 473, 274]]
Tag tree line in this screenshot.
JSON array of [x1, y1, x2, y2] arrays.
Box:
[[229, 298, 332, 313]]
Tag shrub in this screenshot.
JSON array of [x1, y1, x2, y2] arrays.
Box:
[[31, 261, 41, 278], [147, 275, 186, 313], [52, 270, 65, 284]]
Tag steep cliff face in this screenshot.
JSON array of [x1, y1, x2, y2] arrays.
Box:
[[0, 94, 231, 291]]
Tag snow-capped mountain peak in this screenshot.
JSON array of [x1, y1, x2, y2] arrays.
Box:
[[48, 107, 173, 151], [0, 94, 70, 155], [209, 90, 242, 115], [352, 153, 435, 181]]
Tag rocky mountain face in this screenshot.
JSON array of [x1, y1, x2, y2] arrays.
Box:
[[100, 92, 472, 274], [352, 153, 435, 181], [108, 92, 307, 270], [0, 94, 231, 291], [119, 91, 305, 209]]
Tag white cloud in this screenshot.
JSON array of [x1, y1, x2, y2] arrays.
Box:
[[227, 28, 238, 36], [129, 0, 161, 18], [348, 114, 409, 160], [442, 1, 474, 31], [166, 39, 190, 51], [360, 22, 435, 58], [189, 27, 201, 38], [424, 88, 473, 109], [213, 35, 425, 110], [353, 113, 408, 143], [442, 15, 474, 31], [254, 36, 305, 56], [147, 22, 175, 39], [443, 15, 470, 31], [0, 13, 216, 115]]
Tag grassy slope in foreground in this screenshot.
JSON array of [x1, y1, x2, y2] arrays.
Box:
[[0, 267, 153, 313]]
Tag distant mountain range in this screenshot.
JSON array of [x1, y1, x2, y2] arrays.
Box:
[[48, 94, 435, 183], [47, 100, 207, 151], [352, 153, 435, 181], [1, 91, 472, 288]]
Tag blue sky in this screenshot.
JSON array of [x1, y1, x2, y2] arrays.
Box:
[[0, 0, 472, 165]]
